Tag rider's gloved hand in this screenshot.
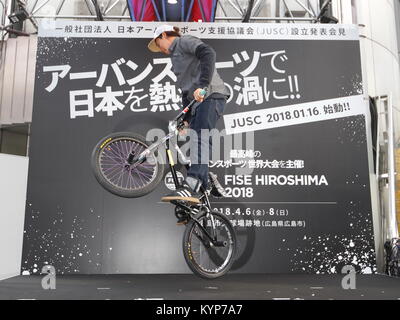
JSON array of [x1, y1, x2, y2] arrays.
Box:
[[193, 88, 205, 102], [178, 120, 189, 136]]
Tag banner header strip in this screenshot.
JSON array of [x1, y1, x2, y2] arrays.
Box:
[[38, 20, 360, 41]]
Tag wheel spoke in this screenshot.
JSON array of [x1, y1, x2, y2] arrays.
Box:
[[98, 137, 157, 191], [187, 214, 234, 276]]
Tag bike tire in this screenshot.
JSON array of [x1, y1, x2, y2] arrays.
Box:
[[182, 209, 237, 279], [91, 132, 165, 198]]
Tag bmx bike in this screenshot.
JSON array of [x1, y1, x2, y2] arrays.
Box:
[[91, 89, 237, 279]]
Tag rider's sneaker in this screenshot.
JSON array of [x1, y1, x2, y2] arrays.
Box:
[[161, 183, 201, 205], [208, 172, 227, 198]]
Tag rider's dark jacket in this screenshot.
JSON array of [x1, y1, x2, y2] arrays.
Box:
[[168, 35, 230, 107]]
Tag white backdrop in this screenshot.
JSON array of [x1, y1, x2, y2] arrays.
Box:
[[0, 153, 28, 280]]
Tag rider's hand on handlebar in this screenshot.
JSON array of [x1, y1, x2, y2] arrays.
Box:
[[193, 88, 205, 102], [178, 120, 189, 136]]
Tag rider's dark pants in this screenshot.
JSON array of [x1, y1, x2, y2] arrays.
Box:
[[187, 97, 225, 189]]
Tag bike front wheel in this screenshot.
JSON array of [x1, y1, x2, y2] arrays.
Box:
[[182, 210, 237, 279], [91, 132, 165, 198]]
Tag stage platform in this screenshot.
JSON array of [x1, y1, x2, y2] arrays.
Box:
[[0, 274, 399, 300]]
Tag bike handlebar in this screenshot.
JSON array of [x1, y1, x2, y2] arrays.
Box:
[[140, 87, 208, 160], [171, 87, 208, 124]]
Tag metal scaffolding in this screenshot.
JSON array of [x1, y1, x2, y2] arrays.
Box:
[[0, 0, 337, 35], [375, 95, 399, 243]]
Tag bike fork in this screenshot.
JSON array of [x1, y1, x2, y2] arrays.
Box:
[[165, 140, 182, 189]]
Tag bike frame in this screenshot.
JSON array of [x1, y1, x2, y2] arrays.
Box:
[[135, 97, 199, 190], [130, 92, 226, 247]]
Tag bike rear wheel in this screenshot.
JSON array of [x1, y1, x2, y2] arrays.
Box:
[[182, 209, 237, 279], [91, 132, 165, 198]]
